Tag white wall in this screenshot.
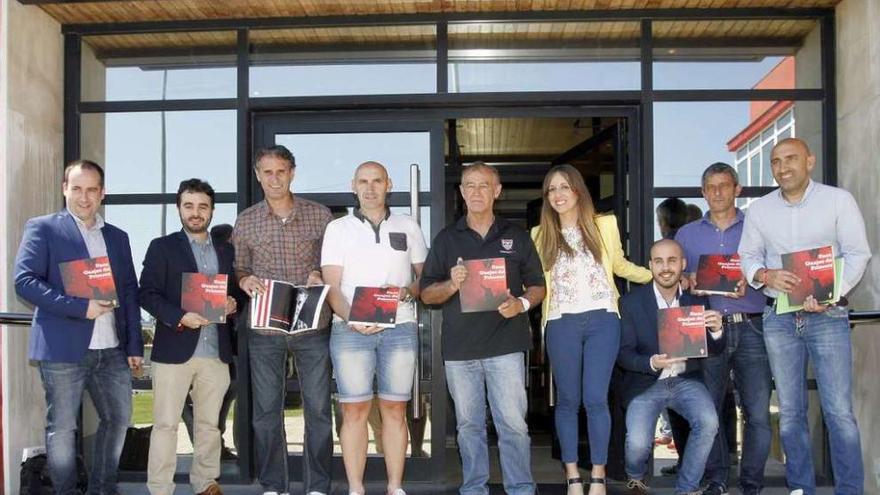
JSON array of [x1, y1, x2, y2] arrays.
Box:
[[836, 0, 880, 492], [0, 1, 64, 493]]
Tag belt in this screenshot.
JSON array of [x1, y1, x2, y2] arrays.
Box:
[[722, 312, 763, 324]]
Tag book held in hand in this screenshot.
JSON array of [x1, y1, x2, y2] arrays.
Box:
[[181, 273, 228, 323], [658, 305, 708, 359], [348, 287, 401, 328], [250, 279, 329, 335], [460, 257, 508, 313], [776, 246, 842, 314], [59, 256, 118, 307], [695, 254, 743, 296]]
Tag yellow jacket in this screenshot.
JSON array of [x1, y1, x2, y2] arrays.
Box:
[[531, 214, 652, 327]]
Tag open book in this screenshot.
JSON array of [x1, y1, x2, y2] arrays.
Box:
[[250, 279, 329, 335]]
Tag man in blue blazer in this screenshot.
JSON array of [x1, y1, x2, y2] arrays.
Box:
[[14, 160, 143, 495], [139, 179, 239, 495], [617, 239, 725, 495]]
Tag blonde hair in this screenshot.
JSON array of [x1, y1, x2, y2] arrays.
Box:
[[536, 164, 604, 268]]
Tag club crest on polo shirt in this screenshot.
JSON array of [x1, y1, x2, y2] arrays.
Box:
[[500, 238, 514, 253]]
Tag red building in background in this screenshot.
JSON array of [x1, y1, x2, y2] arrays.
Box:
[[727, 56, 796, 196]]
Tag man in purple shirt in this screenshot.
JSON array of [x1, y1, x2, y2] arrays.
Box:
[[675, 162, 771, 495]]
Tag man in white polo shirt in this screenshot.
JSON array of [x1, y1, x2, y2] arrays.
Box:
[[321, 161, 427, 495]]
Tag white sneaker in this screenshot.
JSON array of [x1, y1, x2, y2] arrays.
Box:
[[390, 489, 407, 495], [262, 492, 279, 495], [790, 491, 804, 495]]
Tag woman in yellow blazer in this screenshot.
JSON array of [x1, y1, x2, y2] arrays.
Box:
[[531, 164, 651, 495]]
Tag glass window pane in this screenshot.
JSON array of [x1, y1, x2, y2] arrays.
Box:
[[749, 155, 761, 186], [762, 141, 776, 186], [81, 32, 237, 101], [654, 101, 821, 187], [653, 19, 821, 90], [81, 110, 237, 194], [449, 21, 641, 92], [652, 197, 709, 241], [274, 132, 430, 193], [249, 26, 436, 97]]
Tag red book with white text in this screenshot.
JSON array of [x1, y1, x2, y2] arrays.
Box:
[[181, 273, 228, 323], [460, 257, 508, 313], [695, 254, 742, 296], [658, 305, 708, 359], [59, 256, 118, 307], [780, 245, 836, 306], [348, 287, 401, 328]]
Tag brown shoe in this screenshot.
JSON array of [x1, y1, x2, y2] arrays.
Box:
[[197, 482, 224, 495]]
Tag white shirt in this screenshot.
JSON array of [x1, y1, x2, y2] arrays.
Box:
[[68, 209, 120, 350], [651, 282, 722, 379], [321, 210, 428, 324], [739, 180, 871, 298]]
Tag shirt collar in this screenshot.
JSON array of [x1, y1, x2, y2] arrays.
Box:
[[455, 214, 506, 233], [777, 179, 816, 206], [67, 207, 105, 231], [699, 208, 745, 228], [353, 207, 390, 225], [183, 228, 213, 246], [652, 281, 681, 308]]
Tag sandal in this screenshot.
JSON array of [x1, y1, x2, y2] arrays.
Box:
[[588, 477, 606, 495], [566, 477, 584, 495]]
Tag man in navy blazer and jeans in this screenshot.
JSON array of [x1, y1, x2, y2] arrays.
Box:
[[139, 179, 239, 495], [14, 160, 143, 495], [618, 239, 724, 495]]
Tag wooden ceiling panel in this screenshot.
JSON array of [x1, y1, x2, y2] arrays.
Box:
[[36, 0, 842, 26]]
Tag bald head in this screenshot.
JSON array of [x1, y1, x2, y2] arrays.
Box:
[[772, 137, 811, 157], [649, 239, 686, 289], [354, 160, 389, 181], [352, 160, 392, 212], [650, 238, 684, 259]]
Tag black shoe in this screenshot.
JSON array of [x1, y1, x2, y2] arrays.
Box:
[[701, 482, 728, 495], [625, 478, 649, 495], [660, 464, 679, 476], [220, 446, 238, 460]]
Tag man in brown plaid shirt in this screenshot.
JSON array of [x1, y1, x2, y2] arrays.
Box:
[[232, 145, 333, 495]]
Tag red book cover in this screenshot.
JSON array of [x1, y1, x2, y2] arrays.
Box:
[[59, 256, 118, 306], [781, 246, 835, 305], [460, 257, 508, 313], [181, 273, 228, 323], [695, 254, 742, 296], [348, 287, 401, 328], [658, 305, 708, 359]]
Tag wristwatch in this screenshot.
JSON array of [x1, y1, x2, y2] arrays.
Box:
[[518, 296, 531, 313]]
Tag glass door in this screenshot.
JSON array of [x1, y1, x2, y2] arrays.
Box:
[[240, 113, 447, 483]]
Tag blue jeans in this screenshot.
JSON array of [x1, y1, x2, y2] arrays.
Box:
[[625, 377, 718, 494], [249, 329, 333, 494], [702, 316, 772, 493], [546, 310, 619, 465], [330, 320, 417, 402], [38, 348, 132, 495], [763, 305, 864, 495], [445, 352, 535, 495]]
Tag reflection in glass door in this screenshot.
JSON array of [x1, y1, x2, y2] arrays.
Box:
[[246, 114, 446, 483]]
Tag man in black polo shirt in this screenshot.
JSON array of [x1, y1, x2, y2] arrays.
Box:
[[421, 162, 545, 495]]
